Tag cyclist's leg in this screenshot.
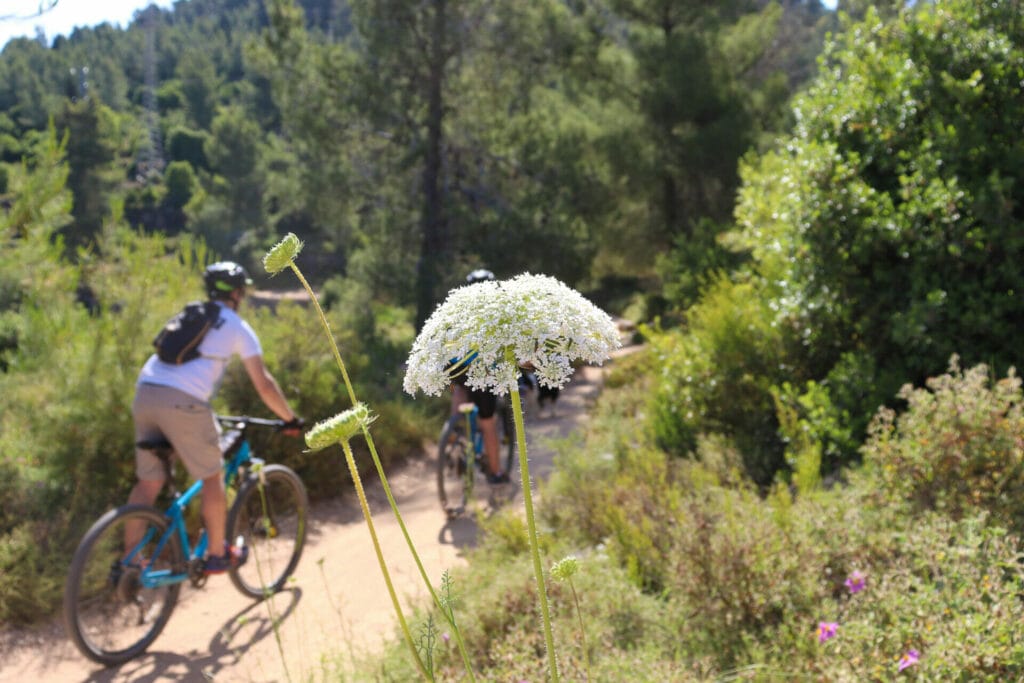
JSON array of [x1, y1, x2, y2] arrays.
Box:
[[471, 389, 505, 480], [127, 385, 169, 555], [450, 382, 470, 415], [124, 479, 163, 559], [478, 415, 501, 475], [147, 387, 227, 558], [201, 472, 227, 554]]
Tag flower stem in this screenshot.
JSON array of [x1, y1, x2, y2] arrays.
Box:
[[285, 260, 476, 679], [507, 350, 560, 682], [287, 262, 357, 404], [569, 581, 590, 681], [360, 424, 478, 680], [340, 439, 430, 680], [253, 471, 292, 683]]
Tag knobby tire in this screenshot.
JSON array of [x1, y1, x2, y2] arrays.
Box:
[[227, 464, 308, 599], [63, 504, 183, 666]]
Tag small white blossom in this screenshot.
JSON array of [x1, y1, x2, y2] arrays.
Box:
[[404, 273, 621, 397]]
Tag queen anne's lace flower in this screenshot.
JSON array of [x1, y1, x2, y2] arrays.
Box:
[[404, 273, 621, 397]]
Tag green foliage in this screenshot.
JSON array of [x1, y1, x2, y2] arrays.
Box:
[[163, 160, 197, 210], [773, 377, 858, 483], [359, 540, 678, 682], [166, 125, 210, 170], [730, 0, 1024, 472], [55, 97, 121, 250], [512, 363, 1024, 678], [646, 276, 794, 484], [862, 357, 1024, 528]]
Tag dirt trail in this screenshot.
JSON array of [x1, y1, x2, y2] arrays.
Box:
[[0, 346, 631, 683]]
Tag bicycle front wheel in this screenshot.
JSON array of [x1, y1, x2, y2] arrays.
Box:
[[437, 416, 471, 516], [227, 464, 308, 599], [63, 504, 183, 666]]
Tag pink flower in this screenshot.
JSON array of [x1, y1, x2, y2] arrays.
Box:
[[845, 570, 866, 594], [898, 649, 920, 672], [817, 621, 838, 643]]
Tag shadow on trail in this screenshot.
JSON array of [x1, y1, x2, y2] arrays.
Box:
[[437, 514, 478, 551], [80, 588, 302, 683]]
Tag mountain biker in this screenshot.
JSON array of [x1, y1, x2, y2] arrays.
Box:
[[450, 268, 510, 485], [127, 261, 303, 574]]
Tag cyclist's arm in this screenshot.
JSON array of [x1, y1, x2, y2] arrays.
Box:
[[242, 354, 297, 422]]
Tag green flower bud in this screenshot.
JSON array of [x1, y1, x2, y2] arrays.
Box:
[[305, 403, 374, 450], [550, 555, 579, 581], [263, 232, 304, 274]]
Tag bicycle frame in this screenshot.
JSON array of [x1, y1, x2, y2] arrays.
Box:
[[134, 429, 257, 589], [458, 403, 485, 492]]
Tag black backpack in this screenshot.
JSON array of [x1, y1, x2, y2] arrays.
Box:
[[152, 301, 221, 365]]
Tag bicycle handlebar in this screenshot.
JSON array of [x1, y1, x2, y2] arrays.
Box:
[[215, 415, 287, 429]]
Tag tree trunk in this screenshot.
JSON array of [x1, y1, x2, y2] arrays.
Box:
[[416, 0, 449, 330]]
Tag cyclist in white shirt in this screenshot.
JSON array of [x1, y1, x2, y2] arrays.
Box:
[[129, 262, 302, 574]]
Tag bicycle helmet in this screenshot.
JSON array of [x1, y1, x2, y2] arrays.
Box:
[[465, 269, 495, 285], [204, 261, 253, 299]]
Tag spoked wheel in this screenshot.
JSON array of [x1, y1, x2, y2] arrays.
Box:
[[63, 505, 183, 666], [227, 464, 308, 599], [437, 415, 472, 517]]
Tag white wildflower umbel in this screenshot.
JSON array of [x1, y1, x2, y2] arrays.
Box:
[[405, 273, 619, 683], [403, 273, 621, 398]]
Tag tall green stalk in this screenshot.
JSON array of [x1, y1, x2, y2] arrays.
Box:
[[507, 349, 560, 682], [252, 465, 293, 683], [339, 437, 429, 679], [552, 556, 589, 681], [265, 235, 476, 679]]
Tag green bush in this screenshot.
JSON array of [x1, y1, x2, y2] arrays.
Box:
[[789, 512, 1024, 682], [731, 0, 1024, 468], [646, 275, 795, 485], [862, 356, 1024, 528]]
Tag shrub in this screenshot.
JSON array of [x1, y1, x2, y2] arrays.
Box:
[[862, 356, 1024, 528], [793, 512, 1024, 682], [732, 0, 1024, 464], [646, 275, 796, 485]]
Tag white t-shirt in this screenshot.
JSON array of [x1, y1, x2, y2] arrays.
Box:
[[137, 302, 263, 402]]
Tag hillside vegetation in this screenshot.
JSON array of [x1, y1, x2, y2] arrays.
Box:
[[3, 1, 1024, 679]]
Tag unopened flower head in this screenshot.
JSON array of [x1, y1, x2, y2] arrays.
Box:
[[845, 570, 866, 594], [263, 232, 304, 274], [551, 556, 580, 582], [404, 273, 621, 397], [305, 403, 374, 450], [897, 649, 919, 672], [817, 621, 838, 643]]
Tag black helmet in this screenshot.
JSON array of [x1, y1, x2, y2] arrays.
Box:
[[204, 261, 253, 299], [466, 269, 495, 285]]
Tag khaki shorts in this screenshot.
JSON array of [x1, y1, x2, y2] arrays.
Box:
[[132, 383, 222, 482]]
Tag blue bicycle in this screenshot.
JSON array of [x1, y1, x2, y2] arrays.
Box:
[[437, 398, 516, 517], [63, 415, 308, 666]]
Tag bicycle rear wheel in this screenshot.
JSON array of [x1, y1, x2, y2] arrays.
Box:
[[63, 505, 183, 666], [437, 415, 472, 516], [227, 464, 308, 599]]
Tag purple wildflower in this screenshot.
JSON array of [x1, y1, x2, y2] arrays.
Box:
[[898, 649, 920, 672], [817, 621, 838, 643], [845, 570, 866, 594]]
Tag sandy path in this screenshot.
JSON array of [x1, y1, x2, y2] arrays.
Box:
[[0, 350, 623, 683]]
